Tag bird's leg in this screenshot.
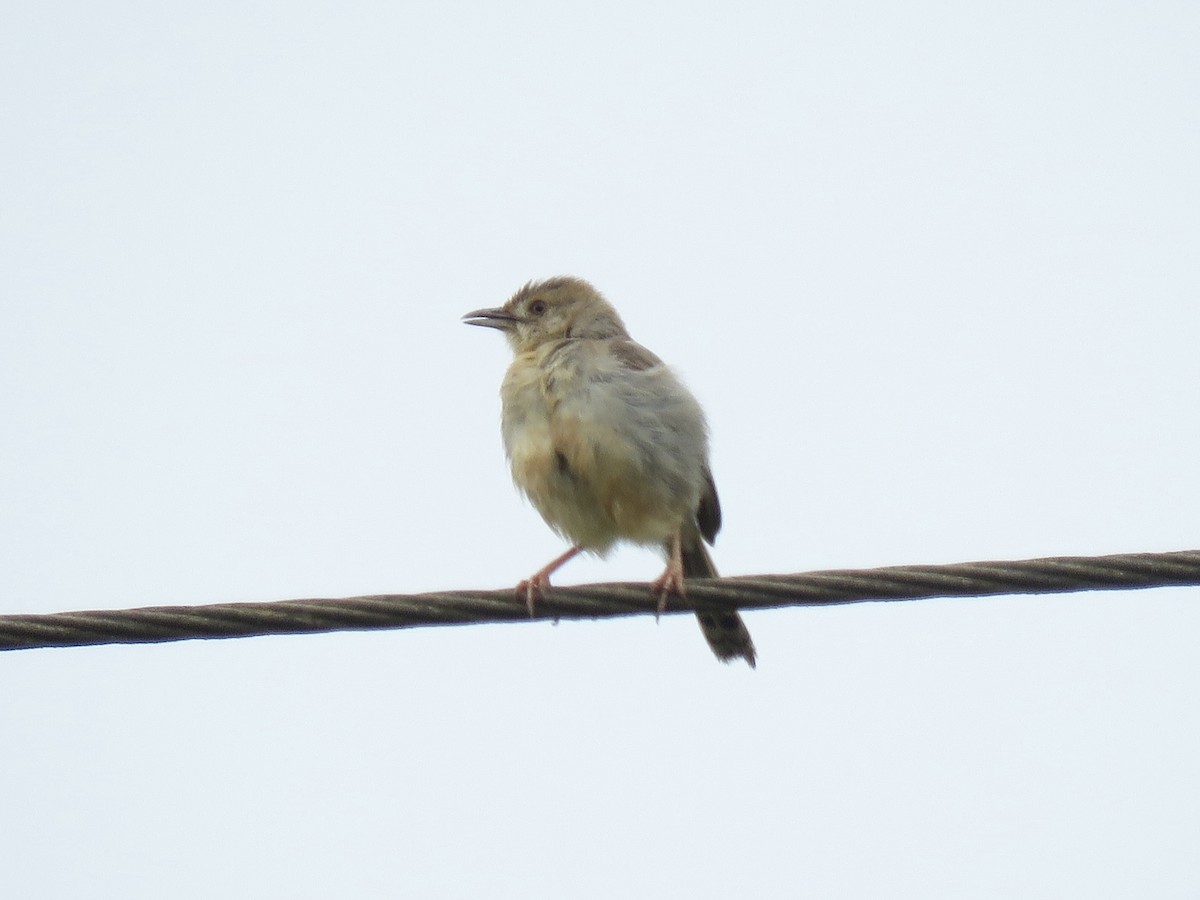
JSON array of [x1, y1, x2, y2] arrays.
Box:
[[517, 545, 584, 617], [651, 530, 687, 618]]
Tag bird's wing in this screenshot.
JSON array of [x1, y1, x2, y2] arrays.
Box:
[[697, 465, 722, 543], [608, 338, 665, 372], [609, 338, 722, 544]]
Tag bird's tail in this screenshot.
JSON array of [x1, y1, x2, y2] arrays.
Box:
[[680, 538, 757, 668]]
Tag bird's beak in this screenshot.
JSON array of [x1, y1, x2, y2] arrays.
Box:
[[462, 307, 519, 330]]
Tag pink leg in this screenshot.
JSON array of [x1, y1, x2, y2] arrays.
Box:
[[517, 545, 584, 617], [650, 531, 686, 618]]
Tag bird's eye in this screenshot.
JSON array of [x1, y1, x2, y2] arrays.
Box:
[[529, 300, 547, 316]]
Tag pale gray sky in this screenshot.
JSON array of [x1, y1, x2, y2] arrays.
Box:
[[2, 2, 1199, 897]]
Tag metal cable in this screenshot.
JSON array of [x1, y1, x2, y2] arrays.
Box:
[[1, 548, 1197, 651]]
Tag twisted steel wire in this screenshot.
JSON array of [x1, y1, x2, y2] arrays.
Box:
[[1, 548, 1197, 652]]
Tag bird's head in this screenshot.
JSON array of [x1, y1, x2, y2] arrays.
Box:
[[463, 276, 629, 353]]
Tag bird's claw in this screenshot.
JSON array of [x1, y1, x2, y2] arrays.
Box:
[[651, 564, 687, 620], [514, 545, 584, 618], [515, 574, 550, 618]]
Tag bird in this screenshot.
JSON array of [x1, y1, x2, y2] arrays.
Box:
[[463, 276, 756, 666]]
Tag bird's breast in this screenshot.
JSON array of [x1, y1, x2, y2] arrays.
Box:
[[498, 350, 684, 548]]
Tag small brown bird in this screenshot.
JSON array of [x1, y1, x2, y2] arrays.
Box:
[[463, 276, 756, 666]]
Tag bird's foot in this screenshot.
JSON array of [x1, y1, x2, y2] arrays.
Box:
[[651, 557, 687, 620], [515, 573, 551, 618], [515, 545, 585, 618]]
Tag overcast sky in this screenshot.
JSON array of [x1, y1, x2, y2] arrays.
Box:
[[2, 2, 1199, 897]]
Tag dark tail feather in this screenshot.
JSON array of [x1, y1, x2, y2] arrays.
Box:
[[680, 539, 757, 668]]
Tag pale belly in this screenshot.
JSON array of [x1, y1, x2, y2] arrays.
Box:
[[507, 420, 682, 552]]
